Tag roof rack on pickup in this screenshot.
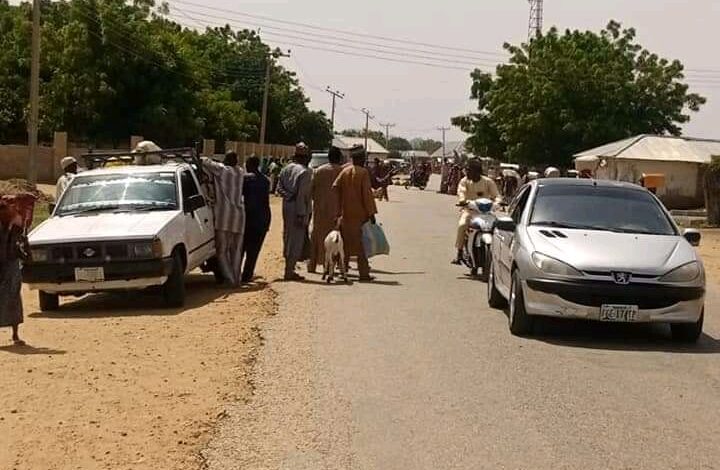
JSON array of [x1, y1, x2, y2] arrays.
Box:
[[80, 147, 201, 170]]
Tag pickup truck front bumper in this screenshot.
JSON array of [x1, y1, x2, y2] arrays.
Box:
[[23, 258, 174, 294]]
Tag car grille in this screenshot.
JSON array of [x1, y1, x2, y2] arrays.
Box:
[[37, 242, 131, 263]]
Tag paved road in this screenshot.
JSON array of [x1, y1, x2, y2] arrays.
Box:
[[205, 176, 720, 470]]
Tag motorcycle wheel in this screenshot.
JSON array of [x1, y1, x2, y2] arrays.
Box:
[[478, 246, 490, 283]]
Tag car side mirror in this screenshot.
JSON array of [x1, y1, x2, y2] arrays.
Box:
[[495, 216, 516, 232], [184, 194, 206, 214], [683, 228, 701, 247]]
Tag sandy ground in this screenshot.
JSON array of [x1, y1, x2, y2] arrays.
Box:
[[698, 229, 720, 282], [0, 202, 284, 470]]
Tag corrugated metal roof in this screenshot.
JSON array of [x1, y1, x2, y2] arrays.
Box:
[[574, 134, 720, 164], [430, 141, 473, 158], [332, 136, 389, 154], [400, 150, 430, 159]]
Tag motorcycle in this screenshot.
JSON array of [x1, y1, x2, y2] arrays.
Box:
[[458, 198, 496, 281], [404, 167, 428, 190]]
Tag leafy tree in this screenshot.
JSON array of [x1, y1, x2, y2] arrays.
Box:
[[386, 136, 412, 152], [454, 21, 706, 166], [410, 138, 442, 154]]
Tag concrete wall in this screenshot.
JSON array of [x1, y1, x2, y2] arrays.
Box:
[[604, 159, 704, 209]]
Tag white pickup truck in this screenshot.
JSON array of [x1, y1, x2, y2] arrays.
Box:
[[23, 159, 218, 310]]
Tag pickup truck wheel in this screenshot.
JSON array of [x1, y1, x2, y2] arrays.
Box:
[[162, 253, 186, 308], [39, 291, 59, 312]]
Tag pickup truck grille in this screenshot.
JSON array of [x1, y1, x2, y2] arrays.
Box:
[[42, 242, 130, 263]]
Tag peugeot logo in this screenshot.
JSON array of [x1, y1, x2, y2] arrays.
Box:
[[83, 247, 96, 258], [612, 272, 632, 285]]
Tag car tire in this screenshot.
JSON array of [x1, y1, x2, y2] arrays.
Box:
[[162, 253, 186, 308], [487, 260, 507, 309], [671, 310, 704, 344], [39, 291, 59, 312], [509, 270, 533, 336]]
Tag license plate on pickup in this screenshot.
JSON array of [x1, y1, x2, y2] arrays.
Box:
[[74, 267, 105, 283], [600, 305, 639, 322]]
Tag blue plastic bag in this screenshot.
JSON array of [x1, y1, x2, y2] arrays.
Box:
[[361, 221, 390, 258]]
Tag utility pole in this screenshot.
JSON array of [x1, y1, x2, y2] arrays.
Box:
[[361, 108, 373, 152], [260, 49, 291, 145], [527, 0, 544, 40], [437, 126, 450, 159], [27, 0, 41, 186], [379, 122, 396, 149], [325, 86, 344, 132]]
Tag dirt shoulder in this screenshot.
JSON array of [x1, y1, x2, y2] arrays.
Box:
[[0, 202, 284, 470], [699, 229, 720, 283]]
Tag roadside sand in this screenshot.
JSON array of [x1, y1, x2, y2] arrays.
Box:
[[0, 202, 283, 470], [699, 229, 720, 282]]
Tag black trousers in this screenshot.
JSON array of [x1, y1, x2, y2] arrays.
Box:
[[241, 227, 268, 282]]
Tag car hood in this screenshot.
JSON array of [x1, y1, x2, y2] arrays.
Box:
[[30, 211, 179, 244], [526, 226, 696, 275]]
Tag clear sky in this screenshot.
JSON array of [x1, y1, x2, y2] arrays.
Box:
[[152, 1, 720, 142]]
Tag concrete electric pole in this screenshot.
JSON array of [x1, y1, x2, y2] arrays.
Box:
[[437, 126, 450, 159], [260, 50, 291, 145], [379, 122, 396, 148], [27, 0, 41, 186], [325, 87, 344, 132], [361, 108, 374, 152], [528, 0, 544, 40]]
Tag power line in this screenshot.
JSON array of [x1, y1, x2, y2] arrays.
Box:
[[169, 0, 508, 58]]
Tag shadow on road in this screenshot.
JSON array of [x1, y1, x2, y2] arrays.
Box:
[[29, 273, 255, 319], [371, 269, 426, 275], [0, 344, 67, 355], [530, 318, 720, 354]]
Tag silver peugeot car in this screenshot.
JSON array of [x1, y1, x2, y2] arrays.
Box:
[[487, 179, 705, 342]]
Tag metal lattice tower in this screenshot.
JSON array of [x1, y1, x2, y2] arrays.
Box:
[[528, 0, 544, 40]]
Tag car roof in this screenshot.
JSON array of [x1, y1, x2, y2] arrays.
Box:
[[75, 163, 187, 177], [534, 178, 645, 191]]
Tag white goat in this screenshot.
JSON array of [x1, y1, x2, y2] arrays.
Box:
[[322, 230, 348, 284]]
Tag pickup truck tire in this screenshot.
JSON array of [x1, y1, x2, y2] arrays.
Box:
[[162, 253, 186, 308], [39, 291, 60, 312]]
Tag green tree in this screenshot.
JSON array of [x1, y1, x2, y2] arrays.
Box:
[[454, 21, 706, 166], [410, 138, 442, 154], [386, 136, 412, 152]]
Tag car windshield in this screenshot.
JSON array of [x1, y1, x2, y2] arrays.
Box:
[[57, 172, 178, 216], [530, 185, 677, 236]]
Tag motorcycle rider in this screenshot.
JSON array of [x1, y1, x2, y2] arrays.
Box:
[[452, 159, 500, 265]]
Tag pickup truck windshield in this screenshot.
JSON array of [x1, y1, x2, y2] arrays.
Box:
[[57, 173, 178, 216]]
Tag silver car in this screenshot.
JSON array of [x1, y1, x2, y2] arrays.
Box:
[[487, 179, 705, 342]]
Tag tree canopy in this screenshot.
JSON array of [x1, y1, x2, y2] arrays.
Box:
[[0, 0, 333, 149], [453, 21, 706, 166]]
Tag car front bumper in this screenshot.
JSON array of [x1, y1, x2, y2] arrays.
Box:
[[523, 278, 704, 324], [23, 258, 173, 294]]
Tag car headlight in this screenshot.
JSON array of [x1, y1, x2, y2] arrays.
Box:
[[531, 252, 582, 277], [31, 248, 49, 262], [133, 240, 163, 259], [660, 262, 700, 283]]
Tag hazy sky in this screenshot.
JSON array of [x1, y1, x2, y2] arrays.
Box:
[[171, 1, 720, 142]]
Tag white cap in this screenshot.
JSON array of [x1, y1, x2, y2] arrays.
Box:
[[61, 156, 77, 170]]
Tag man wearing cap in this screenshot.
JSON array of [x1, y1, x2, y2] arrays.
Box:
[[277, 143, 313, 281], [202, 151, 246, 287], [333, 145, 378, 282], [56, 157, 78, 201]]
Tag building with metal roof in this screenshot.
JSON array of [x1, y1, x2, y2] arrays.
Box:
[[430, 141, 475, 160], [574, 134, 720, 209], [332, 136, 389, 159], [400, 150, 430, 161]]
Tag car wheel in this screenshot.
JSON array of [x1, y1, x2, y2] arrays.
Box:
[[671, 310, 704, 343], [487, 260, 507, 309], [39, 291, 59, 312], [509, 270, 533, 336], [162, 253, 186, 308]]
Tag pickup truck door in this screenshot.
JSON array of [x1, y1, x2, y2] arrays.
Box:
[[180, 169, 215, 269]]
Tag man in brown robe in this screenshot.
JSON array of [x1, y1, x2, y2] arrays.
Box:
[[308, 147, 344, 273], [333, 145, 378, 282]]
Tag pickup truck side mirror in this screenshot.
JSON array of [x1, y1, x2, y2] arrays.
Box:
[[184, 194, 206, 214], [495, 216, 516, 232], [683, 228, 701, 247]]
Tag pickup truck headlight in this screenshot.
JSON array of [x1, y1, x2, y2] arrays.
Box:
[[133, 240, 163, 259], [531, 252, 582, 277], [660, 262, 700, 283], [31, 248, 49, 262]]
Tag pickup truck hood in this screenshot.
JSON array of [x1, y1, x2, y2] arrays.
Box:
[[526, 226, 695, 275], [30, 211, 179, 244]]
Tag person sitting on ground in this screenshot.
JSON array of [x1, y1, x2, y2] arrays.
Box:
[[452, 159, 500, 265]]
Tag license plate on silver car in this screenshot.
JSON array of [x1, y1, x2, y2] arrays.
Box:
[[74, 267, 105, 282], [600, 305, 639, 322]]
